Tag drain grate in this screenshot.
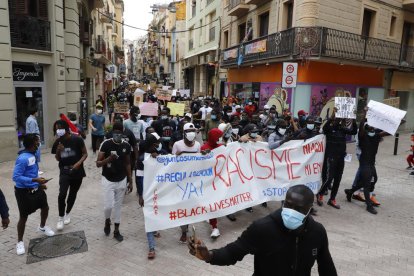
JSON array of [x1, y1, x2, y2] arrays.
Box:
[[27, 231, 88, 264]]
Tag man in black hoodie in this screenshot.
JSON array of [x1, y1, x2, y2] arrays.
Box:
[[188, 185, 337, 276]]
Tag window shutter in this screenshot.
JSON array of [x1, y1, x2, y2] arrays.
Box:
[[38, 0, 49, 20], [15, 0, 28, 15]]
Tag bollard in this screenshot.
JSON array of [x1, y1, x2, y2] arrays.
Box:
[[394, 133, 399, 155]]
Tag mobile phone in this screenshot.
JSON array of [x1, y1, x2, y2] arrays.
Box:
[[191, 225, 196, 241], [110, 151, 119, 158], [45, 178, 53, 182]]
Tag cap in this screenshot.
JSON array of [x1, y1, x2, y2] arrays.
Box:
[[96, 102, 103, 108], [264, 105, 270, 110], [235, 105, 241, 109], [183, 123, 196, 131], [298, 110, 308, 116], [185, 113, 193, 119]]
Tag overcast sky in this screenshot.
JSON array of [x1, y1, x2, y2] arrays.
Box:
[[123, 0, 171, 40]]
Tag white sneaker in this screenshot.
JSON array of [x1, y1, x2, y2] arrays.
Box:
[[38, 226, 55, 236], [56, 218, 64, 231], [64, 214, 71, 225], [210, 228, 220, 239], [16, 241, 25, 255]]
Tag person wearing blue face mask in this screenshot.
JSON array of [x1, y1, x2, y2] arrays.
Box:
[[188, 185, 337, 276], [345, 107, 389, 215], [204, 109, 222, 141]]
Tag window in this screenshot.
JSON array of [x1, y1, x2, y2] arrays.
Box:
[[389, 15, 396, 37], [192, 0, 196, 17], [361, 8, 376, 37], [223, 30, 229, 48], [281, 1, 294, 30], [238, 23, 246, 43], [259, 12, 269, 37], [13, 0, 48, 20]]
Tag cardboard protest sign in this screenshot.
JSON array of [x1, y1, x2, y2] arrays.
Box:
[[335, 97, 356, 119], [143, 135, 326, 232], [139, 102, 159, 117], [155, 89, 172, 101], [179, 89, 191, 97], [167, 102, 185, 116], [383, 97, 400, 108], [114, 102, 130, 113], [367, 100, 406, 135]]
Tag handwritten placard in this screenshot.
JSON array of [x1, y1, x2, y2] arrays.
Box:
[[155, 89, 172, 101], [139, 102, 159, 117], [335, 97, 356, 119], [114, 102, 130, 113], [167, 102, 185, 116], [383, 97, 400, 108], [143, 135, 326, 232], [367, 100, 406, 135]]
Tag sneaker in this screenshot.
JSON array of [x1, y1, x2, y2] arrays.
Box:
[[64, 214, 71, 225], [370, 196, 380, 207], [16, 241, 25, 255], [147, 249, 156, 260], [344, 189, 352, 202], [179, 232, 187, 244], [226, 214, 237, 221], [38, 226, 55, 237], [261, 202, 267, 208], [367, 205, 378, 215], [245, 207, 253, 213], [406, 166, 412, 170], [327, 199, 340, 209], [316, 195, 324, 206], [113, 231, 124, 242], [410, 171, 414, 176], [210, 228, 220, 239], [104, 219, 111, 236], [352, 193, 365, 202], [56, 218, 64, 231]]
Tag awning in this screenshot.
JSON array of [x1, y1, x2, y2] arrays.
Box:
[[391, 71, 414, 91], [97, 55, 113, 65]]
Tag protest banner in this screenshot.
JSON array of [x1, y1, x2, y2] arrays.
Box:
[[167, 102, 185, 116], [367, 100, 406, 135], [143, 135, 326, 232], [383, 97, 400, 108], [179, 89, 191, 97], [139, 102, 159, 117], [113, 102, 130, 113], [155, 89, 172, 101], [335, 97, 356, 119]]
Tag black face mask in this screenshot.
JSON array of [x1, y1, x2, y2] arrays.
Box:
[[113, 133, 123, 143]]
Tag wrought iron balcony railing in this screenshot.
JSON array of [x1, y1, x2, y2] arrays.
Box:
[[221, 26, 414, 69], [10, 15, 51, 51]]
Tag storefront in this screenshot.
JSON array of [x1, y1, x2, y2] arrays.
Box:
[[225, 61, 385, 120], [12, 63, 47, 148]]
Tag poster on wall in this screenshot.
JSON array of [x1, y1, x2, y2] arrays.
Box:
[[259, 83, 293, 113], [310, 85, 356, 120]]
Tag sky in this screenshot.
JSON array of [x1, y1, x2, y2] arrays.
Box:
[[123, 0, 171, 40]]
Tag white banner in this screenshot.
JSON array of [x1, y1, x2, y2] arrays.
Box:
[[335, 97, 356, 119], [143, 135, 326, 232], [367, 100, 406, 136]]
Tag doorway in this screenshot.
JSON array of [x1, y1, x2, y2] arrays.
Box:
[[15, 86, 45, 148]]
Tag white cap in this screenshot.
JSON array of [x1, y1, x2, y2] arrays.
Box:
[[185, 113, 193, 118], [235, 105, 241, 109], [183, 123, 196, 131], [151, 133, 161, 140], [264, 105, 270, 109], [218, 123, 228, 133]]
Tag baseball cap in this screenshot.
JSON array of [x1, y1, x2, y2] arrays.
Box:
[[298, 110, 308, 116], [235, 105, 241, 109], [185, 113, 193, 119], [264, 105, 270, 110], [183, 123, 196, 131], [96, 102, 103, 108]]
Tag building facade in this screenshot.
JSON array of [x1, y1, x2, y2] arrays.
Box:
[[221, 0, 414, 130], [0, 0, 124, 162]]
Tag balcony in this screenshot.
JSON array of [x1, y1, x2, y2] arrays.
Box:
[[228, 0, 249, 17], [221, 26, 414, 69], [9, 15, 51, 51], [95, 36, 107, 54], [245, 0, 271, 5], [100, 11, 113, 23]]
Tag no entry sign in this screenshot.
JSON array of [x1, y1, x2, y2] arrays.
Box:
[[282, 62, 298, 88]]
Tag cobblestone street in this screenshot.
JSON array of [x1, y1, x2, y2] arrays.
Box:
[[0, 133, 413, 276]]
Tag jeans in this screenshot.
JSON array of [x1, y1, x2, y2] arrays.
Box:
[[349, 165, 376, 207], [146, 232, 156, 250], [102, 176, 127, 224], [136, 176, 143, 196], [58, 175, 83, 217]]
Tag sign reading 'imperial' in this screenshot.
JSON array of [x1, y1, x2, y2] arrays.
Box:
[[12, 64, 44, 82]]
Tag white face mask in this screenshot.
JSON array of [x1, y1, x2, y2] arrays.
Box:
[[156, 143, 162, 151], [250, 132, 258, 138], [70, 120, 77, 125], [56, 129, 66, 137], [185, 132, 196, 141], [232, 128, 239, 135], [97, 109, 103, 114], [278, 128, 287, 135], [307, 124, 315, 130]]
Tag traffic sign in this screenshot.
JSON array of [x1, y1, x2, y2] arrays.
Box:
[[282, 75, 297, 88], [282, 62, 298, 88], [283, 63, 298, 75]]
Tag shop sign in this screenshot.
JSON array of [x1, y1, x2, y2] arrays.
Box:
[[12, 64, 44, 82], [223, 48, 238, 60], [244, 39, 267, 55]]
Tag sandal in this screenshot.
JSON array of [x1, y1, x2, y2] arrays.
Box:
[[154, 232, 161, 238], [148, 249, 156, 259]]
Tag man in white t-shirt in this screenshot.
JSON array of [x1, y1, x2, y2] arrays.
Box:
[[198, 103, 213, 121], [171, 123, 201, 243], [123, 106, 144, 141]]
